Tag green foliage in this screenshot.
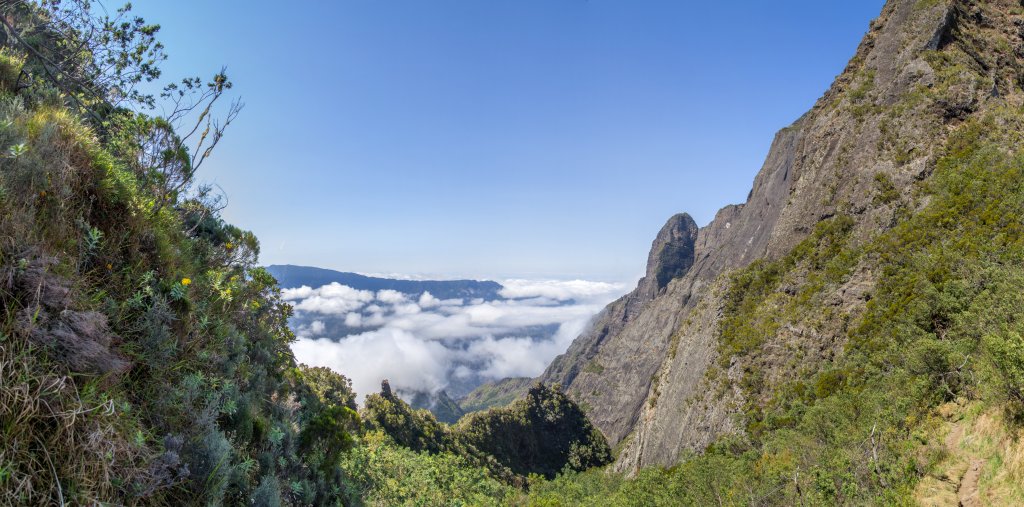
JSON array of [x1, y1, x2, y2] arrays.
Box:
[[300, 405, 360, 474], [0, 4, 345, 505], [986, 330, 1024, 404], [300, 364, 358, 411], [719, 214, 857, 361], [457, 384, 612, 479], [407, 389, 466, 424], [1, 0, 166, 111], [341, 432, 517, 506], [362, 386, 458, 455], [872, 172, 899, 205], [6, 141, 27, 158], [0, 48, 25, 93], [582, 360, 605, 375], [360, 382, 610, 487]]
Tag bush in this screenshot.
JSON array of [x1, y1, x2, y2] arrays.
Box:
[[0, 48, 25, 93], [985, 331, 1024, 403]]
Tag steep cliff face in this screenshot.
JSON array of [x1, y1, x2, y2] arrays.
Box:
[[544, 0, 1021, 471], [541, 214, 697, 441]]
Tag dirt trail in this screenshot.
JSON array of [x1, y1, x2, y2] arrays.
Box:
[[957, 459, 983, 507], [943, 411, 983, 507]]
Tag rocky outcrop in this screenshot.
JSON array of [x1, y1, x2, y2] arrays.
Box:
[[642, 214, 699, 298], [542, 0, 1009, 471], [540, 213, 697, 443]]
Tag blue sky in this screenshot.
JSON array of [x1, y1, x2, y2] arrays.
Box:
[[130, 0, 885, 282]]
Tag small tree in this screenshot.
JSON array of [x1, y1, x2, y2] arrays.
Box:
[[1, 0, 243, 211], [0, 0, 165, 111]]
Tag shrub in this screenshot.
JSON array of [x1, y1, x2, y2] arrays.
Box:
[[0, 48, 24, 93]]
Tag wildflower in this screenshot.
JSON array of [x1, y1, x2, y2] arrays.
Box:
[[39, 190, 46, 197], [106, 263, 113, 270], [225, 242, 233, 250], [181, 278, 192, 286]]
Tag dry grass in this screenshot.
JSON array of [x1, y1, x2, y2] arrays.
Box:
[[0, 334, 153, 505], [967, 409, 1024, 504], [0, 85, 173, 506], [914, 401, 1024, 506]]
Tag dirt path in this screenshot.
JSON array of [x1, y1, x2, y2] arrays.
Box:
[[957, 458, 983, 507]]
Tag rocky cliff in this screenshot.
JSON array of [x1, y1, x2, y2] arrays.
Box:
[[542, 0, 1022, 472]]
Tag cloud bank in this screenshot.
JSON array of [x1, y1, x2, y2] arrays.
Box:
[[286, 279, 625, 402]]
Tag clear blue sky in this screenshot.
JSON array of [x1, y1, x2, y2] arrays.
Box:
[[130, 1, 885, 282]]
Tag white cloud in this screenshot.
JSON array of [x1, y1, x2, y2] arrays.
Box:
[[293, 329, 450, 403], [377, 290, 407, 304], [319, 283, 375, 302], [286, 278, 627, 403], [418, 291, 441, 308], [294, 295, 366, 315], [393, 303, 422, 316], [364, 311, 387, 327], [344, 312, 363, 327], [287, 283, 375, 315], [499, 279, 624, 302], [281, 285, 315, 301]]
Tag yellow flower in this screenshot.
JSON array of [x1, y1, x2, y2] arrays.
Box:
[[181, 278, 192, 286], [106, 263, 113, 270], [225, 242, 233, 250]]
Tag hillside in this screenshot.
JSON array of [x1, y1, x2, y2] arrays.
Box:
[[531, 0, 1024, 503], [459, 377, 534, 413], [0, 2, 612, 505], [7, 0, 1024, 505]]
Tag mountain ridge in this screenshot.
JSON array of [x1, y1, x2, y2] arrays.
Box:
[[541, 0, 1008, 473], [266, 264, 505, 301]]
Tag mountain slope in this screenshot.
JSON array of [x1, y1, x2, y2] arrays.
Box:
[[266, 264, 504, 301], [543, 0, 1024, 475], [459, 377, 534, 413]]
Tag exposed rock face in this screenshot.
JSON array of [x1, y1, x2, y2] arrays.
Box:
[[540, 213, 697, 443], [542, 0, 1007, 471], [643, 214, 699, 298]]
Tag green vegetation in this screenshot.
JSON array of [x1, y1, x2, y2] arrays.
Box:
[[340, 432, 517, 506], [458, 384, 612, 479], [718, 214, 858, 362], [582, 360, 606, 375], [8, 0, 1024, 505], [408, 390, 466, 424], [0, 2, 356, 501], [360, 382, 610, 486], [0, 3, 616, 504]]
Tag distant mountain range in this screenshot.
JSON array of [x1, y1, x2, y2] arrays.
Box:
[[265, 264, 505, 301]]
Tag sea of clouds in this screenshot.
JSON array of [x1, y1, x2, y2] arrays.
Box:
[[286, 279, 626, 402]]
